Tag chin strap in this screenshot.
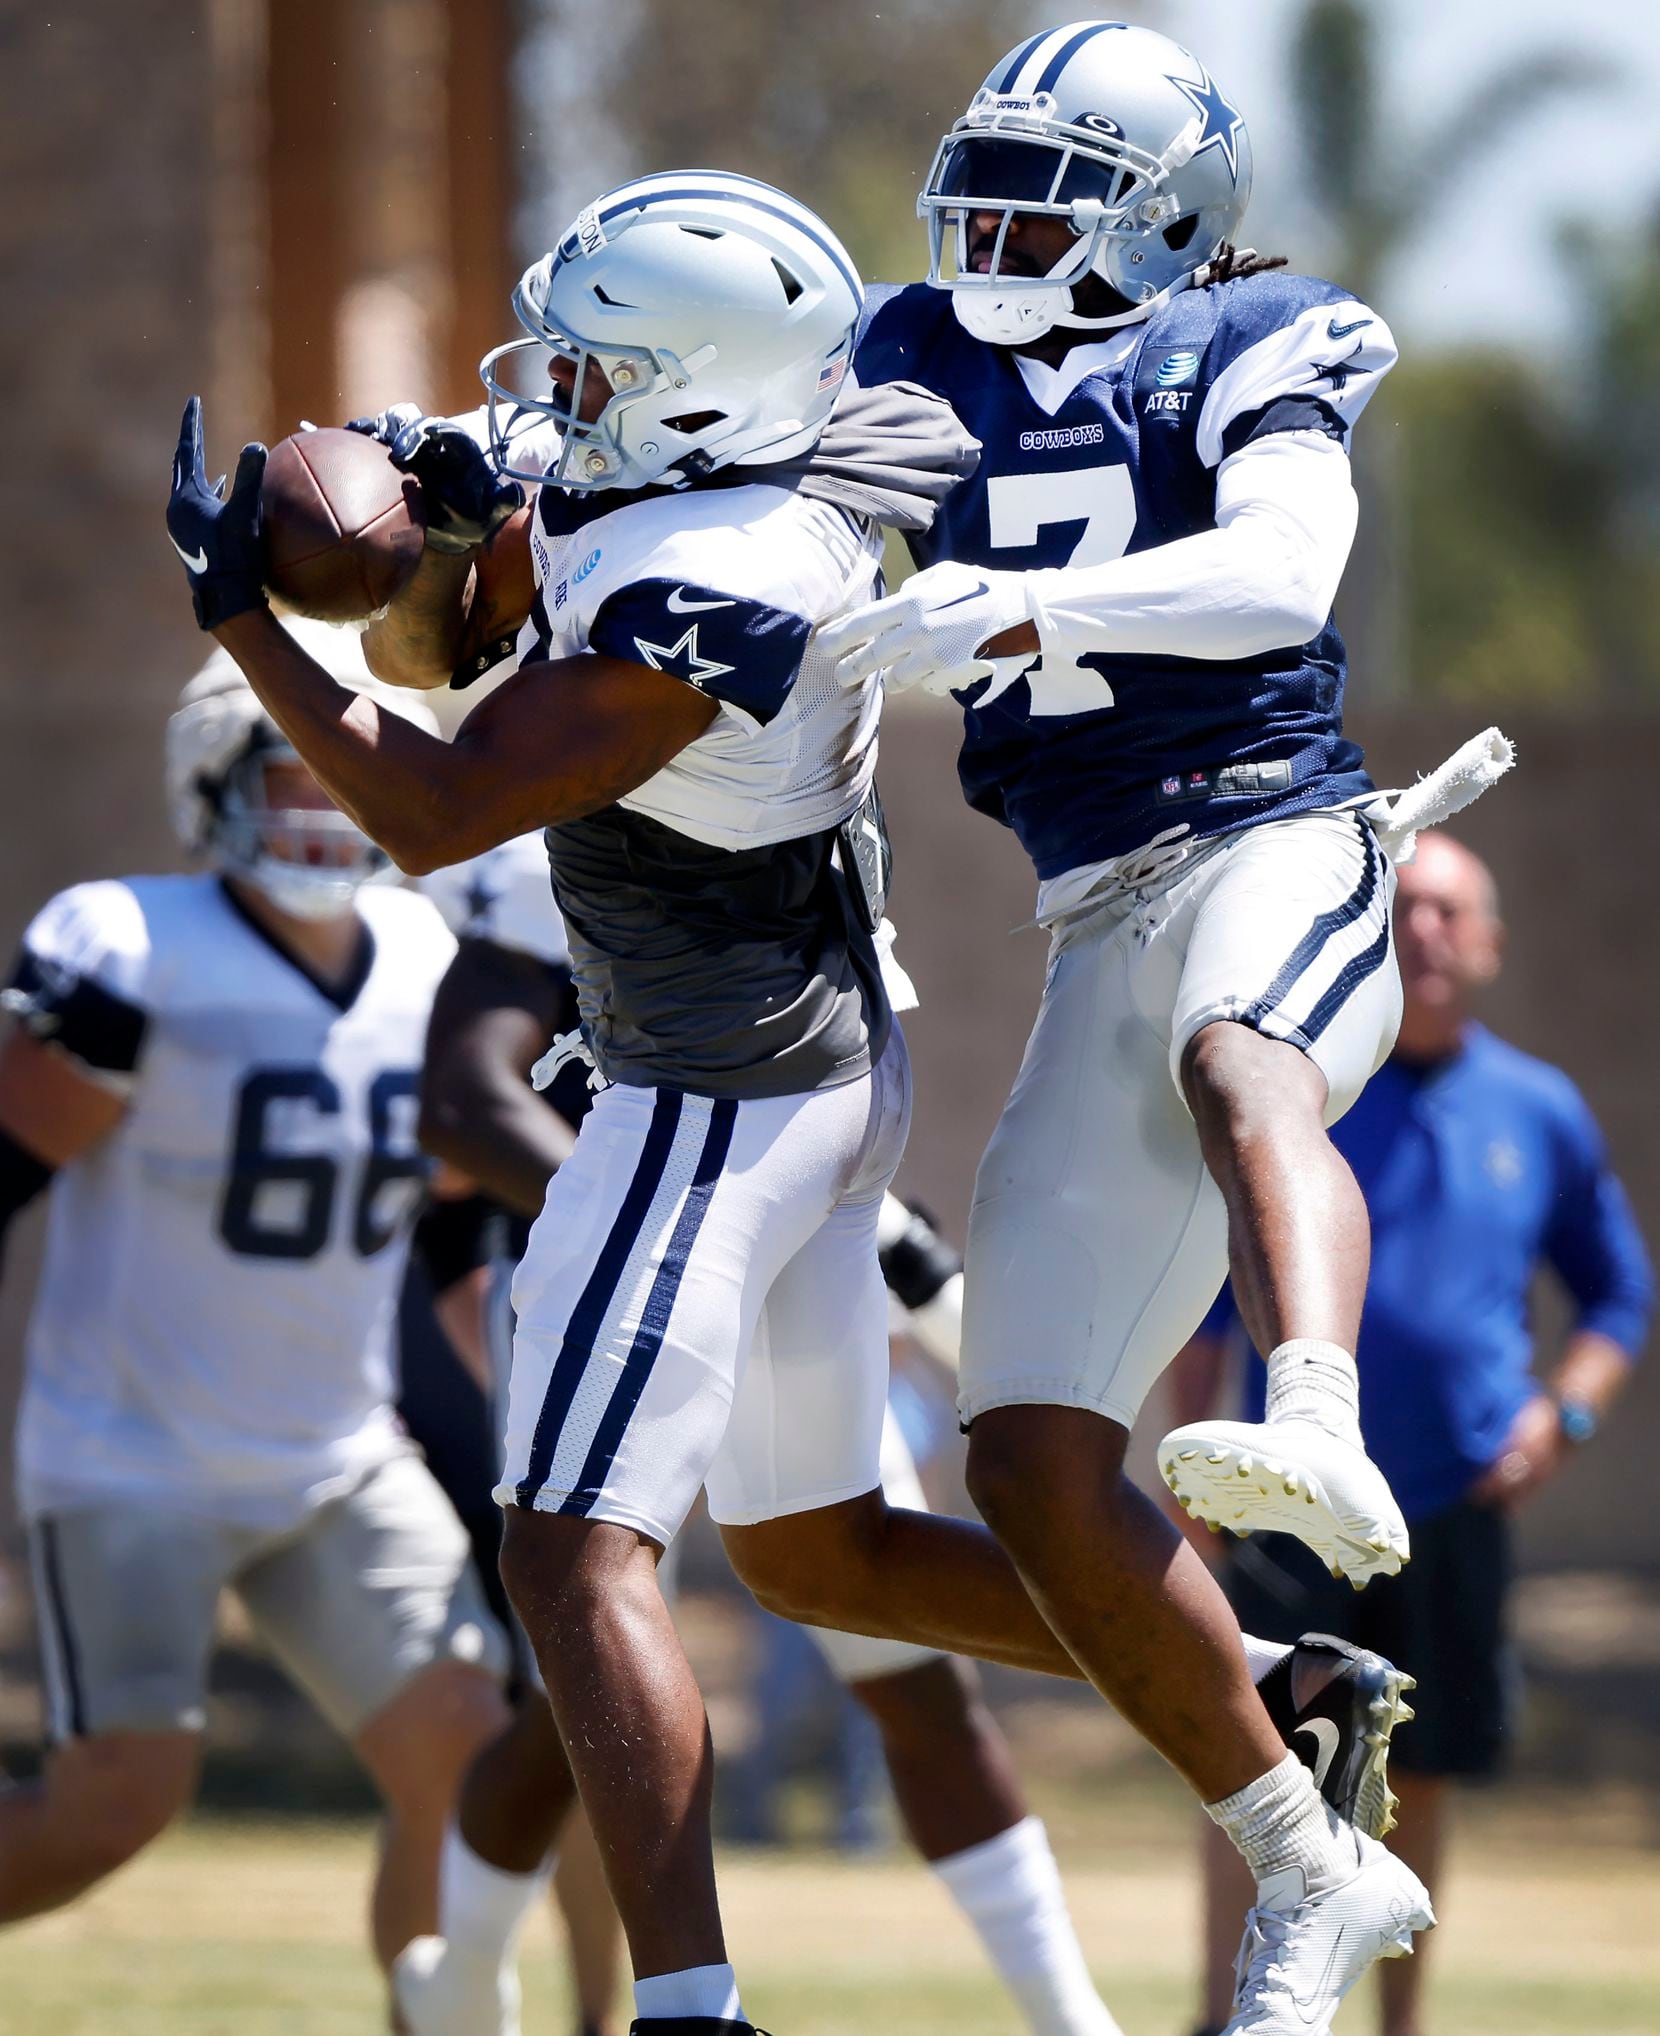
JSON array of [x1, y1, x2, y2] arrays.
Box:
[[953, 265, 1196, 346], [953, 239, 1282, 347]]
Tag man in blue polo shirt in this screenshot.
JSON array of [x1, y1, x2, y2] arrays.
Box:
[[1173, 829, 1652, 2036]]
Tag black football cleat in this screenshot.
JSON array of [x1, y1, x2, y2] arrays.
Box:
[[1255, 1632, 1416, 1839], [627, 2022, 768, 2035]]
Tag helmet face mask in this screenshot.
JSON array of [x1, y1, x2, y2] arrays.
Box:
[[166, 620, 427, 923], [209, 739, 392, 921], [480, 173, 863, 496], [921, 24, 1252, 345], [482, 281, 716, 494]]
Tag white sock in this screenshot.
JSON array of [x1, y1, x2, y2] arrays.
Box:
[[1205, 1752, 1358, 1908], [633, 1962, 744, 2024], [932, 1816, 1125, 2036], [439, 1823, 551, 1968], [1242, 1633, 1293, 1684], [1264, 1338, 1361, 1443]]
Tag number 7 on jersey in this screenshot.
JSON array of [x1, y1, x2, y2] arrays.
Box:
[[982, 467, 1136, 716]]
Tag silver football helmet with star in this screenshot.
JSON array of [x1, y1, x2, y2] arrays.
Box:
[[481, 170, 863, 494], [920, 19, 1252, 344]]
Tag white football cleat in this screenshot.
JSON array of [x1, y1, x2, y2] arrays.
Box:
[[1223, 1832, 1434, 2034], [392, 1935, 521, 2036], [1159, 1418, 1410, 1583]]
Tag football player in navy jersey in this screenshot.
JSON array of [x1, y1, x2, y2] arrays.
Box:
[[824, 23, 1438, 2032]]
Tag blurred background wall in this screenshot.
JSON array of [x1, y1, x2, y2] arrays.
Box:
[[2, 0, 1657, 1591]]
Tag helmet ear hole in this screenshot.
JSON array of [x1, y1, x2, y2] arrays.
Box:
[[662, 410, 727, 434], [1163, 213, 1201, 252]]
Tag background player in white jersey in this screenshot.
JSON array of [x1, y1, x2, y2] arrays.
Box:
[[818, 23, 1490, 2034], [168, 171, 1423, 2036], [406, 830, 1127, 2036], [0, 621, 511, 1994]]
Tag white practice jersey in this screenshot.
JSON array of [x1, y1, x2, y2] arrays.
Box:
[[421, 831, 570, 969], [520, 475, 885, 850], [9, 875, 456, 1523], [496, 446, 896, 1097]]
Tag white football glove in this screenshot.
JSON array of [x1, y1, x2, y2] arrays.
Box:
[[817, 562, 1032, 698]]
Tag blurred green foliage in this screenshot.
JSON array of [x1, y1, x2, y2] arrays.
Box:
[[1282, 0, 1655, 698]]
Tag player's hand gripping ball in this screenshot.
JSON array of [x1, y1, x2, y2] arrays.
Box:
[[166, 395, 269, 632], [346, 405, 524, 555], [261, 425, 428, 621]]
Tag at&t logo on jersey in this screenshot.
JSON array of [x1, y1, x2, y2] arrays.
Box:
[[1145, 351, 1200, 418], [573, 548, 603, 584]]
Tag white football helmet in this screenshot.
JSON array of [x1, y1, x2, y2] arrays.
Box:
[[167, 618, 433, 921], [921, 20, 1252, 344], [480, 170, 863, 493]]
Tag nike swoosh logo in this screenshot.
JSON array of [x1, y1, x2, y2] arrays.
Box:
[[1288, 1923, 1347, 2020], [1327, 315, 1373, 339], [666, 588, 733, 613], [932, 579, 989, 612], [1295, 1716, 1342, 1791], [170, 537, 209, 574]]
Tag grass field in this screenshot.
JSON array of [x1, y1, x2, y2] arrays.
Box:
[[4, 1778, 1657, 2036]]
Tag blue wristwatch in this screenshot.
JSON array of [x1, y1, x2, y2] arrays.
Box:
[[1555, 1395, 1598, 1446]]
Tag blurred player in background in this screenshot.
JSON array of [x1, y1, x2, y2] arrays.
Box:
[[404, 828, 1128, 2036], [827, 23, 1446, 2031], [0, 622, 510, 1997], [1171, 831, 1653, 2036], [169, 169, 1424, 2036]]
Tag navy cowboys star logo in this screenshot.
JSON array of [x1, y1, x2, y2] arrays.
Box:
[[1167, 63, 1245, 182], [632, 620, 735, 688], [462, 870, 497, 933]]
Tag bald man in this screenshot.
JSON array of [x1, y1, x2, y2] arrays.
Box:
[[1173, 831, 1653, 2036]]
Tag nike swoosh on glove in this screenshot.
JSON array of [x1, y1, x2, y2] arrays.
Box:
[[350, 410, 524, 555], [167, 395, 269, 632], [816, 562, 1031, 698]]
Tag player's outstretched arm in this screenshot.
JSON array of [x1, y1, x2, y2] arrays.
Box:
[[167, 398, 716, 869], [210, 605, 716, 874], [824, 434, 1361, 696]]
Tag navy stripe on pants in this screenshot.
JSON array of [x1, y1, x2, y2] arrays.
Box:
[[515, 1090, 684, 1506], [561, 1098, 738, 1519]]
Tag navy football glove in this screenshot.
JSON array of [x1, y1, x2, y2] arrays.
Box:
[[167, 396, 268, 631], [347, 407, 523, 555]]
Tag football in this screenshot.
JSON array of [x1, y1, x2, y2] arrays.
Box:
[[261, 426, 426, 622]]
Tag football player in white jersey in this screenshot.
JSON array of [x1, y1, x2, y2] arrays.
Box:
[[403, 830, 1126, 2036], [0, 620, 512, 1990], [167, 173, 1418, 2036]]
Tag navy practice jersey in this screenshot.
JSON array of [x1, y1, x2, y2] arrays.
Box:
[[854, 274, 1397, 877]]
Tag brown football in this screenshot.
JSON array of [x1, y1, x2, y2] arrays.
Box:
[[261, 427, 426, 622]]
